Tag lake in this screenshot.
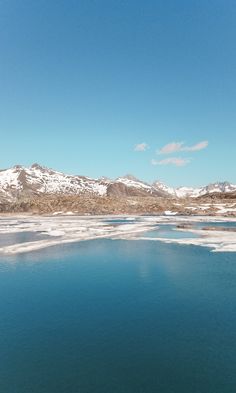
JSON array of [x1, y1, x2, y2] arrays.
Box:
[[0, 227, 236, 392]]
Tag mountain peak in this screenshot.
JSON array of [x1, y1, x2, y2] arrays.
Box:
[[13, 164, 24, 170], [31, 163, 46, 170], [120, 174, 140, 181]]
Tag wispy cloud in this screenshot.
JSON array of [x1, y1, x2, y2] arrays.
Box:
[[151, 157, 191, 167], [158, 142, 184, 154], [134, 143, 149, 152], [158, 140, 208, 154], [183, 140, 208, 152]]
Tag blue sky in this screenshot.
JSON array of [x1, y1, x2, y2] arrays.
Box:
[[0, 0, 235, 187]]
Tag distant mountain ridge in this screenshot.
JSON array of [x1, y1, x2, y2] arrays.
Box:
[[0, 163, 235, 202], [153, 180, 236, 198]]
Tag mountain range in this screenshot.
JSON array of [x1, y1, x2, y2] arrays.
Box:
[[0, 164, 235, 203]]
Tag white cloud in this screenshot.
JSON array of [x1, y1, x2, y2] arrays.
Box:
[[151, 157, 191, 167], [134, 143, 149, 152], [158, 142, 184, 154], [158, 140, 208, 154], [183, 140, 208, 152]]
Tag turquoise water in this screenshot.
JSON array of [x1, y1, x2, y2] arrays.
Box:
[[196, 221, 236, 229], [0, 231, 51, 247], [143, 224, 199, 239], [0, 238, 236, 392], [105, 218, 138, 225]]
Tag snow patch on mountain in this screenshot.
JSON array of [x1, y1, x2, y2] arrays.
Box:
[[116, 175, 152, 190]]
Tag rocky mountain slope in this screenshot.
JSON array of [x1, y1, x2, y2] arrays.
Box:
[[107, 175, 166, 197], [0, 164, 235, 204]]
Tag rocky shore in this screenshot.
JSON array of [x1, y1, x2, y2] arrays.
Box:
[[0, 193, 235, 217]]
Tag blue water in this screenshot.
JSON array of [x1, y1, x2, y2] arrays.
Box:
[[196, 221, 236, 229], [0, 231, 51, 247], [0, 238, 236, 393], [105, 218, 137, 224], [143, 224, 199, 239]]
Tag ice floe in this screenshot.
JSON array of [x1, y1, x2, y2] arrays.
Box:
[[0, 215, 235, 255]]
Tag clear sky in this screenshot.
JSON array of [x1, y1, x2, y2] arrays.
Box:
[[0, 0, 235, 187]]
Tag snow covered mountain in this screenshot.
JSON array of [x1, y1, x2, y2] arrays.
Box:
[[0, 167, 167, 202], [0, 164, 235, 202], [153, 180, 236, 198], [107, 175, 166, 197], [152, 181, 176, 196], [0, 164, 108, 201]]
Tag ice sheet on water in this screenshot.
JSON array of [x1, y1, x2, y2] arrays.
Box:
[[0, 215, 235, 255]]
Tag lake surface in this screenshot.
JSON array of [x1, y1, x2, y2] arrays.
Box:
[[143, 224, 199, 239], [0, 231, 51, 247], [0, 235, 236, 392]]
